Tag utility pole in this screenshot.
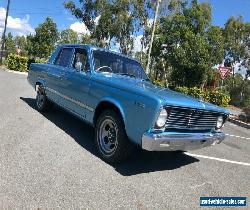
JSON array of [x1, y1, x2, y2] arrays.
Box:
[[145, 0, 161, 75], [0, 0, 11, 65]]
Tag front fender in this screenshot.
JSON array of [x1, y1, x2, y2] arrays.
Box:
[[96, 95, 160, 145], [98, 97, 126, 127]]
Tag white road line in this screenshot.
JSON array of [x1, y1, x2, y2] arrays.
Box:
[[185, 152, 250, 166], [225, 134, 250, 140]]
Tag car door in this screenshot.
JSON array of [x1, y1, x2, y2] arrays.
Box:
[[45, 47, 74, 104], [59, 47, 93, 121]]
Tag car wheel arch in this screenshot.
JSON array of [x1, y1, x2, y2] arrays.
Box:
[[94, 100, 126, 129], [35, 80, 46, 91]]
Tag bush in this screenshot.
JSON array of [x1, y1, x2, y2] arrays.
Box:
[[152, 79, 165, 88], [175, 86, 230, 107], [175, 86, 189, 95], [176, 86, 206, 99], [35, 57, 47, 64], [152, 80, 231, 107], [208, 90, 231, 107], [6, 54, 28, 72], [27, 58, 35, 70]]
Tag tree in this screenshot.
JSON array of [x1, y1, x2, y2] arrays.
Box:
[[64, 0, 153, 55], [223, 17, 246, 85], [14, 36, 28, 56], [154, 0, 224, 87], [224, 73, 250, 107], [146, 0, 161, 74], [26, 34, 35, 57], [59, 29, 78, 44], [28, 17, 59, 58], [5, 32, 16, 56], [242, 22, 250, 80]]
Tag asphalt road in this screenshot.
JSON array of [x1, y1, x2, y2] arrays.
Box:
[[0, 69, 249, 209]]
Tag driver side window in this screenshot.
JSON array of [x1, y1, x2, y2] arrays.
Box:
[[73, 48, 89, 71]]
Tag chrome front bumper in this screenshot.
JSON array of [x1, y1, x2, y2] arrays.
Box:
[[141, 131, 225, 151]]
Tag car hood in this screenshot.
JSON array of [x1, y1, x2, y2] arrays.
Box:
[[96, 73, 229, 114], [141, 82, 228, 113]]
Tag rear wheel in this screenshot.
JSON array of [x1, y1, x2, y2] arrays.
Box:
[[36, 86, 52, 112], [95, 109, 134, 163]]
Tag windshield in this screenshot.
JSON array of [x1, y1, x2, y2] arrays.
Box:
[[93, 50, 149, 80]]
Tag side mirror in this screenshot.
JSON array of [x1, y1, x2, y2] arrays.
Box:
[[75, 61, 83, 72]]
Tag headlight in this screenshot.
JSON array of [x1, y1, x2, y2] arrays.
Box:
[[155, 109, 168, 128], [216, 116, 224, 129]]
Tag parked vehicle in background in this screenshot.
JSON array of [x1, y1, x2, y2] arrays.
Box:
[[27, 44, 230, 163]]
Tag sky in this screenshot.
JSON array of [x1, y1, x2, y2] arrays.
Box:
[[0, 0, 82, 36], [1, 0, 250, 35], [199, 0, 250, 25], [0, 0, 250, 53]]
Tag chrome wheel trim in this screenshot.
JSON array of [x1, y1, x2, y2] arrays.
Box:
[[98, 118, 118, 156], [36, 90, 45, 109]]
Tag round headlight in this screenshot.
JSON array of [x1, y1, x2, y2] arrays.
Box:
[[156, 109, 168, 128], [216, 116, 224, 129]]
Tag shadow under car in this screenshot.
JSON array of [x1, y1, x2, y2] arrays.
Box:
[[20, 97, 199, 176]]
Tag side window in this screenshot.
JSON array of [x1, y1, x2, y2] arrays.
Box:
[[73, 48, 89, 71], [126, 63, 141, 78], [55, 48, 73, 67], [110, 59, 123, 73], [94, 57, 101, 70]]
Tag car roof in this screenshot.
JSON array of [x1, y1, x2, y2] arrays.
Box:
[[59, 44, 139, 62]]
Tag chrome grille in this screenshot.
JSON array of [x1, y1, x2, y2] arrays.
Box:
[[165, 107, 219, 130]]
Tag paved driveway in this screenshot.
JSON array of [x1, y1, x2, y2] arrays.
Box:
[[0, 70, 249, 209]]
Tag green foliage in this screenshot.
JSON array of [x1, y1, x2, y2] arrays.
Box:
[[176, 86, 206, 99], [151, 81, 231, 107], [27, 17, 59, 58], [223, 17, 250, 80], [239, 81, 250, 107], [224, 74, 250, 107], [154, 0, 224, 87], [223, 17, 245, 64], [152, 79, 165, 88], [14, 35, 28, 56], [5, 32, 16, 56], [175, 86, 230, 107], [208, 90, 231, 108], [175, 86, 189, 95], [64, 0, 152, 55], [6, 54, 28, 72], [59, 29, 78, 44]]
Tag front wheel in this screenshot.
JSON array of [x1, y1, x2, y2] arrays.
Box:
[[95, 110, 134, 163]]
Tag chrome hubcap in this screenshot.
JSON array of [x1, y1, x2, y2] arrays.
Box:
[[36, 91, 45, 109], [98, 119, 118, 156]]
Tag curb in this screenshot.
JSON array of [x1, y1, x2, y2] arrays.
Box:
[[228, 117, 250, 129], [0, 67, 28, 75]]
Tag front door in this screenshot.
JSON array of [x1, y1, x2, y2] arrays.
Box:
[[59, 47, 93, 122]]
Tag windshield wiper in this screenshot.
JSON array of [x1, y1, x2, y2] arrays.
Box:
[[116, 73, 136, 78]]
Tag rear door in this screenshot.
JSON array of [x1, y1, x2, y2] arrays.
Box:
[[45, 47, 74, 104]]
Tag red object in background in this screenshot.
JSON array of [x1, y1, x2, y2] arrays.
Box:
[[218, 65, 231, 80]]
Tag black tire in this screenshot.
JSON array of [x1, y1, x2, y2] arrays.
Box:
[[36, 86, 52, 112], [95, 109, 134, 163]]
